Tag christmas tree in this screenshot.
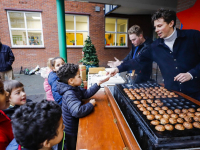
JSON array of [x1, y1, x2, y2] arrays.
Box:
[[80, 36, 99, 66]]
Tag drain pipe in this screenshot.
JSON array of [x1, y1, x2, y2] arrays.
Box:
[[56, 0, 67, 62]]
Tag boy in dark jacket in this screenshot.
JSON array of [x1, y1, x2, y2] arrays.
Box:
[[56, 63, 110, 150], [7, 100, 67, 150]]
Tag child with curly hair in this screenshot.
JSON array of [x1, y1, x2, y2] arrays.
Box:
[[56, 63, 110, 150], [7, 100, 67, 150]]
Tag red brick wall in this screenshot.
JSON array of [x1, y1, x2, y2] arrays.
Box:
[[64, 2, 135, 68], [0, 0, 59, 73], [176, 0, 197, 28], [64, 2, 105, 66], [0, 1, 153, 73]]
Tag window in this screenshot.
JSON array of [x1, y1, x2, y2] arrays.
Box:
[[105, 18, 128, 47], [7, 11, 44, 47], [65, 15, 89, 47]]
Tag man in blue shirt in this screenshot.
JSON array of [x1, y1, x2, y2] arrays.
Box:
[[107, 25, 152, 83], [108, 9, 200, 101]]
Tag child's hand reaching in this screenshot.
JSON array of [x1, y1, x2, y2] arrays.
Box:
[[97, 75, 110, 86], [89, 99, 96, 106]]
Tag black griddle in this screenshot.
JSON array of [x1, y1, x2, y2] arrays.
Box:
[[110, 81, 200, 150]]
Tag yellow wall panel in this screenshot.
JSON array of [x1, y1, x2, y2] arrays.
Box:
[[76, 33, 83, 45]]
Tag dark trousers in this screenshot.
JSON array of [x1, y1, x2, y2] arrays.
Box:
[[188, 91, 200, 101], [65, 134, 77, 150]]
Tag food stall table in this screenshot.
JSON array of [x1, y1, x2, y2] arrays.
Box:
[[76, 83, 200, 150], [76, 89, 141, 150]]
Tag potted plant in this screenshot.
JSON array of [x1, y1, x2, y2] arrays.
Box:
[[70, 40, 75, 45], [108, 34, 112, 40]]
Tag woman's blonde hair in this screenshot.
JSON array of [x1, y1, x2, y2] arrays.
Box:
[[47, 58, 54, 68]]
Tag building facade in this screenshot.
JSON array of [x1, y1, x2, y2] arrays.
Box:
[[0, 1, 153, 73], [0, 0, 196, 73]]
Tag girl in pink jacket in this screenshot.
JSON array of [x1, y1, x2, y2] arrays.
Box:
[[41, 58, 54, 101]]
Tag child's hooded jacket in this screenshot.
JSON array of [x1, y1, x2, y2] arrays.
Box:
[[57, 81, 100, 136]]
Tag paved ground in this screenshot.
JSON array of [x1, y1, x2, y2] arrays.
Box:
[[14, 74, 45, 102]]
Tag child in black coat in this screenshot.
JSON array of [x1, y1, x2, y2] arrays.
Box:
[[57, 63, 110, 150]]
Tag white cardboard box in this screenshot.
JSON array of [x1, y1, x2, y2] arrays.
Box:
[[87, 69, 125, 89]]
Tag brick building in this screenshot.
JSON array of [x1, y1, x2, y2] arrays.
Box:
[[0, 0, 197, 73], [0, 1, 153, 73]]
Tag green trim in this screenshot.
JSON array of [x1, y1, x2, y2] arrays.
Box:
[[56, 0, 67, 62], [62, 131, 65, 150]]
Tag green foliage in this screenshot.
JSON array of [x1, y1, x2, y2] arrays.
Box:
[[79, 36, 99, 66], [70, 40, 75, 43], [108, 33, 112, 40]]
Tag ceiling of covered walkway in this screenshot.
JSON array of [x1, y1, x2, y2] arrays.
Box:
[[66, 0, 178, 14]]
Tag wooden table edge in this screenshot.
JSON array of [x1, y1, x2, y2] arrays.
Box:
[[104, 86, 141, 150]]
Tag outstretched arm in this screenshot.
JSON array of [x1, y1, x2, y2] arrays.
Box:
[[107, 57, 123, 68], [81, 75, 110, 99], [117, 46, 152, 73]]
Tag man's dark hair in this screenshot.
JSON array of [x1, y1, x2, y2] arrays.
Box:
[[57, 63, 79, 83], [11, 100, 62, 150], [4, 80, 24, 95], [151, 8, 176, 28]]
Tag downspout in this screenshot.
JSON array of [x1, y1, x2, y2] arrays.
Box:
[[56, 0, 67, 62]]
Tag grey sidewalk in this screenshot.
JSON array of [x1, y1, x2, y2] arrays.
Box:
[[14, 74, 45, 102]]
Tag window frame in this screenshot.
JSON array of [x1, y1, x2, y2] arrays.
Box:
[[105, 17, 129, 48], [7, 10, 44, 48], [65, 14, 89, 48]]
